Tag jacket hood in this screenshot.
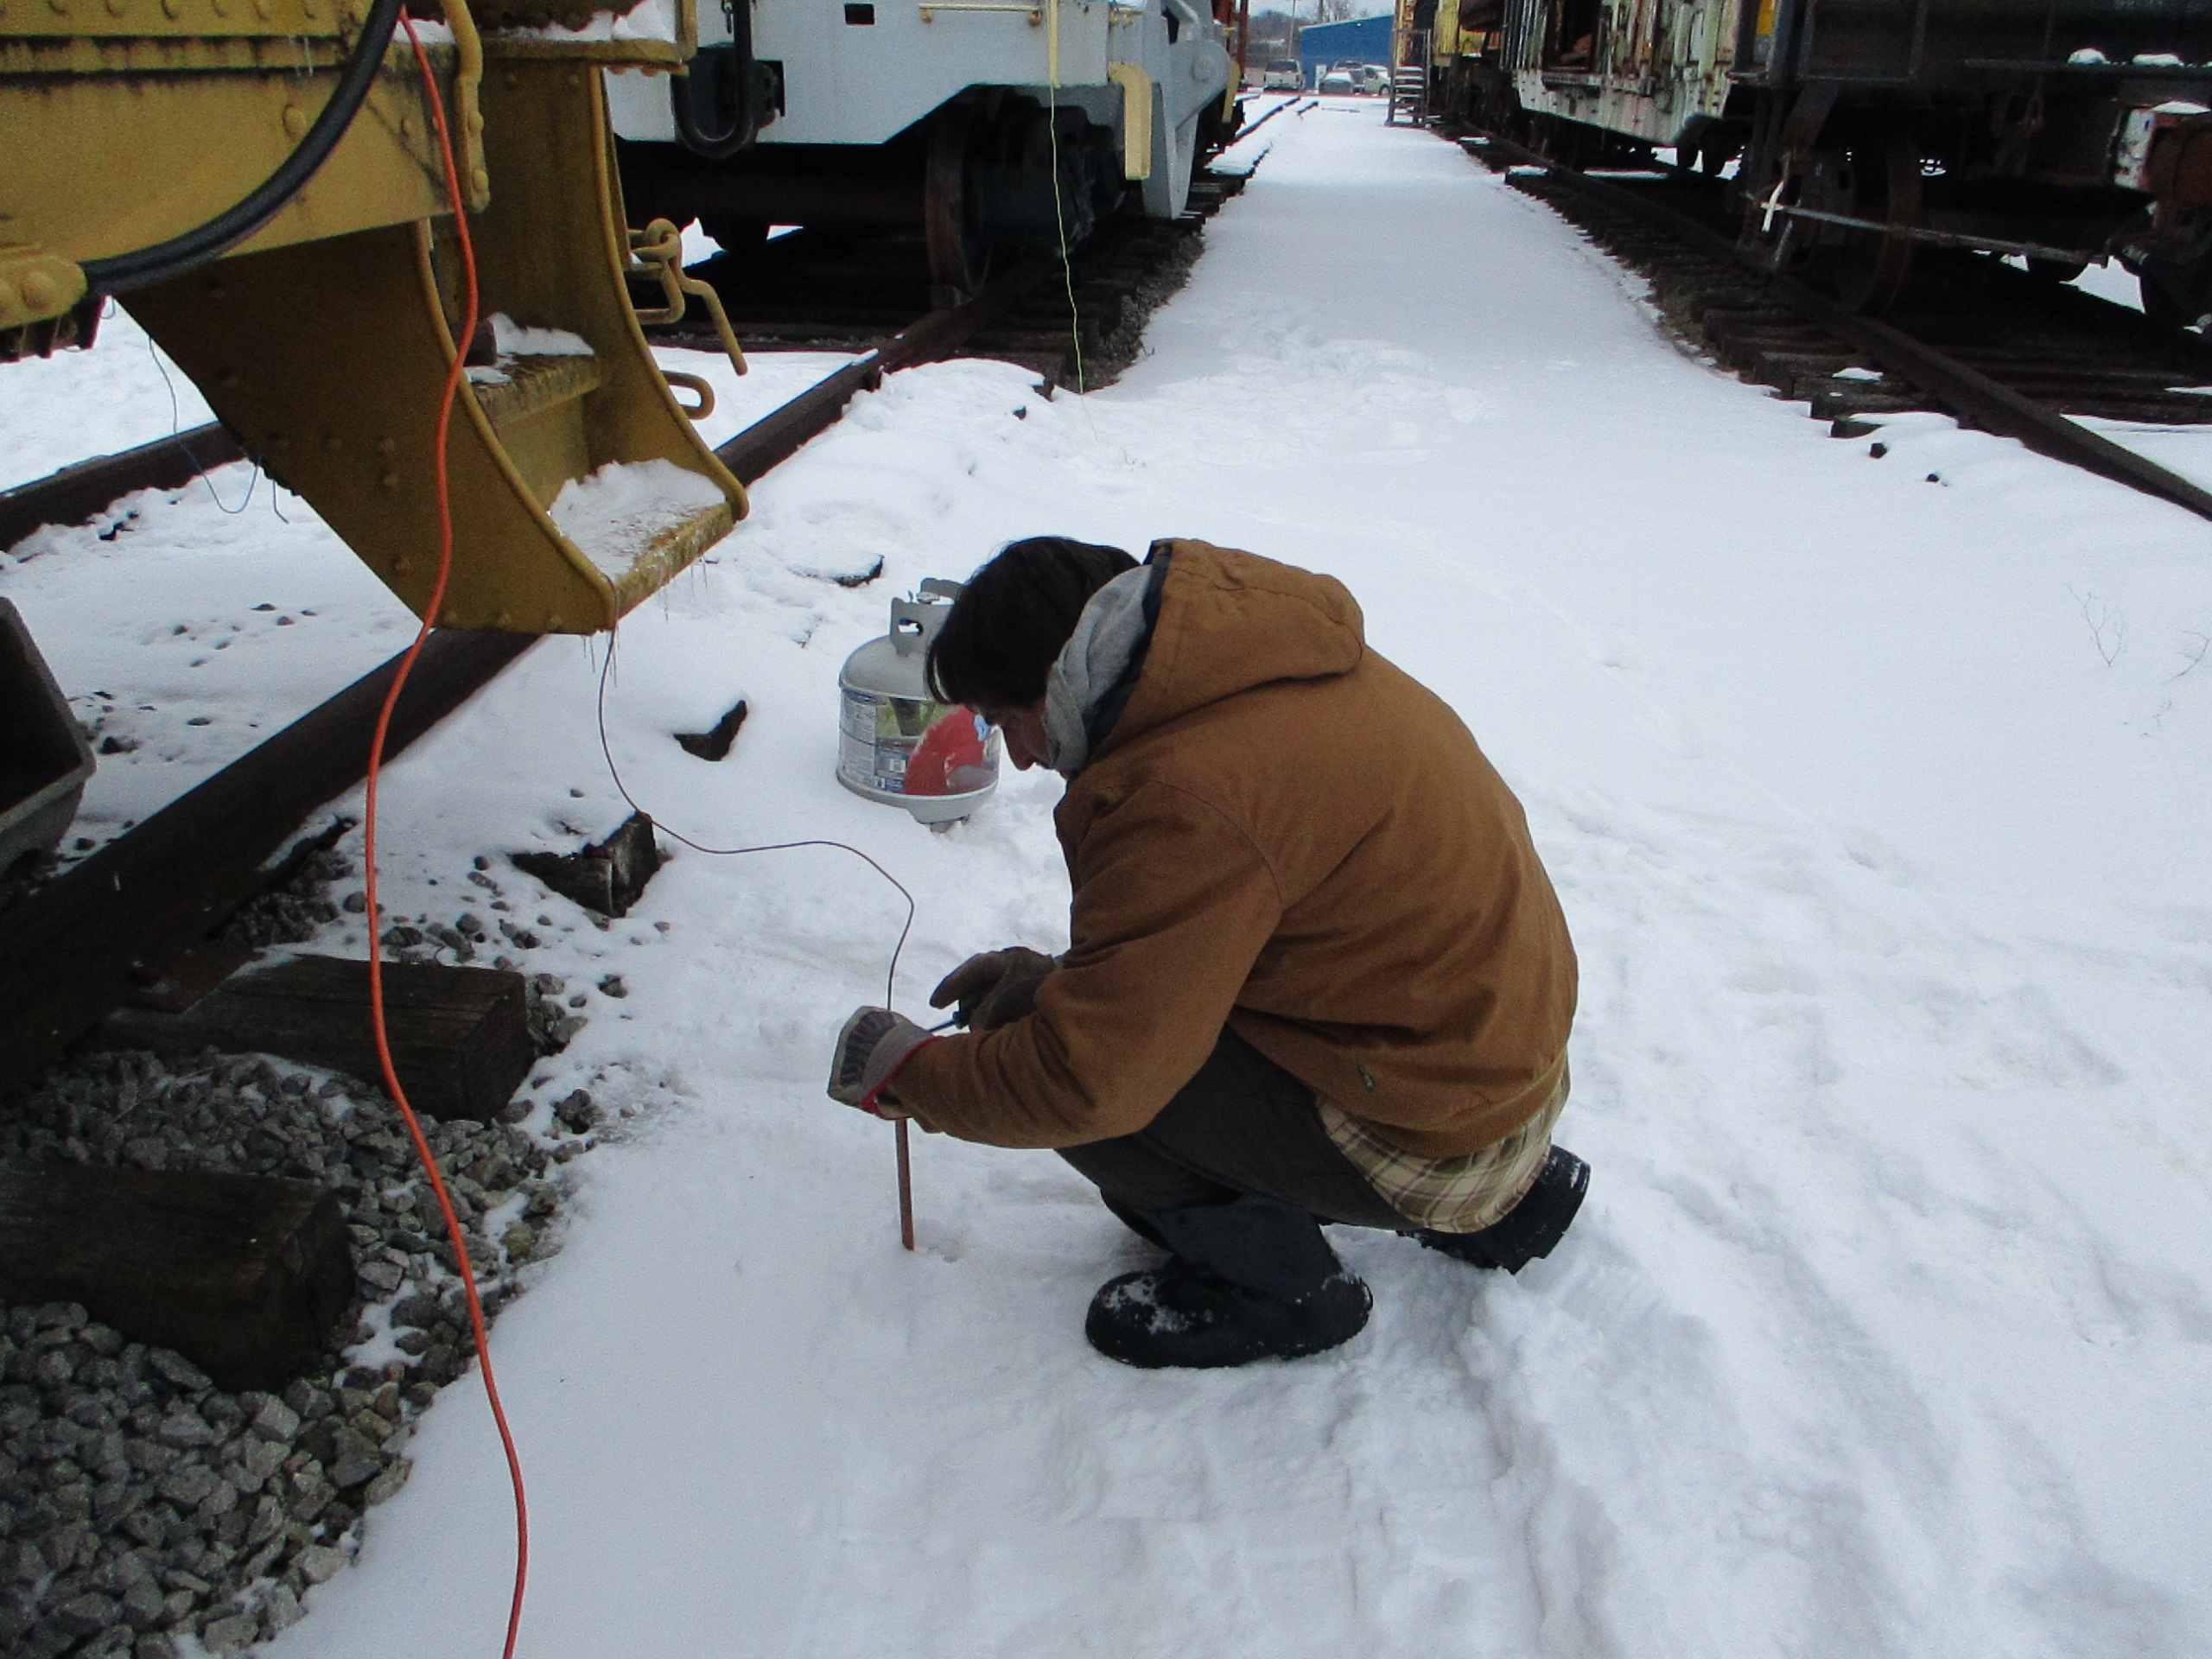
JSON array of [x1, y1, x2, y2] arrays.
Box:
[[1094, 540, 1365, 761]]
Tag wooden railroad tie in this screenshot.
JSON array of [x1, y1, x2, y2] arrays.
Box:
[[0, 1160, 353, 1392], [92, 954, 536, 1125], [0, 630, 537, 1100]]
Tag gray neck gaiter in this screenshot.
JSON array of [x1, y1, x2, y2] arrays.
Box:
[[1041, 565, 1156, 778]]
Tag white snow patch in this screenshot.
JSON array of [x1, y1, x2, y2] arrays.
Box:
[[2071, 258, 2145, 310], [678, 220, 718, 266], [545, 459, 724, 579], [0, 303, 213, 493], [491, 314, 594, 357], [493, 0, 676, 42], [650, 344, 863, 448], [346, 1295, 410, 1374]]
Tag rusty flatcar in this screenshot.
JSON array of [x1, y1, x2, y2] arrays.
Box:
[[1397, 0, 2212, 318]]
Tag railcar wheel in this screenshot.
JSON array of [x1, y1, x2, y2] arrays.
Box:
[[2137, 253, 2212, 331], [699, 216, 770, 259], [925, 104, 990, 307], [1757, 139, 1921, 315], [1830, 139, 1921, 314], [1693, 136, 1742, 177]]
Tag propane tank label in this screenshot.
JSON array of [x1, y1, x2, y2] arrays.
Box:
[[838, 689, 1000, 799]]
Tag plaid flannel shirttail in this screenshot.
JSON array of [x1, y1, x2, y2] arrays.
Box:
[[1317, 1066, 1570, 1234]]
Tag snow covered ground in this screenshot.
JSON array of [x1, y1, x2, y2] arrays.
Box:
[[6, 100, 2211, 1659], [2071, 258, 2148, 312]]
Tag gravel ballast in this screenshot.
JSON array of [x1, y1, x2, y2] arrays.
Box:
[[0, 1032, 600, 1657]]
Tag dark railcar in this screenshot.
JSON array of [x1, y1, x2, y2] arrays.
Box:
[[1405, 0, 2212, 315]]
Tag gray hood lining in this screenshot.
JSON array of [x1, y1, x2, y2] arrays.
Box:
[[1042, 563, 1160, 777]]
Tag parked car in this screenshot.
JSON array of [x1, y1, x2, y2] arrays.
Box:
[[1352, 64, 1390, 94], [1263, 58, 1302, 91], [1319, 67, 1355, 95]]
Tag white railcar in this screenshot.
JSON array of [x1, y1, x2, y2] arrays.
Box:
[[610, 0, 1235, 296]]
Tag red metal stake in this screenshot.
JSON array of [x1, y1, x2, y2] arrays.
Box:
[[895, 1117, 915, 1250]]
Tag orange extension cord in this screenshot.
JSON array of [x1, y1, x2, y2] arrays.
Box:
[[360, 18, 531, 1658]]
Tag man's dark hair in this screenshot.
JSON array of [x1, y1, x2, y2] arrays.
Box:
[[927, 537, 1136, 708]]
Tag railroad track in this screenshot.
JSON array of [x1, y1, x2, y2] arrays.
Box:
[[0, 163, 1254, 553], [0, 101, 1281, 1659], [1459, 129, 2212, 525], [0, 259, 1054, 1096], [0, 232, 1111, 1659], [1231, 92, 1310, 146], [0, 149, 1269, 1097], [652, 162, 1253, 385]]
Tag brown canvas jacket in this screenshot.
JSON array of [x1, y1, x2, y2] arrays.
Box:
[[894, 540, 1577, 1158]]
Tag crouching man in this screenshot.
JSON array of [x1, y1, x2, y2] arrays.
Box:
[[829, 537, 1585, 1369]]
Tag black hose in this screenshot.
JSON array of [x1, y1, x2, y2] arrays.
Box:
[[81, 0, 408, 296], [673, 48, 752, 161], [672, 1, 764, 161]]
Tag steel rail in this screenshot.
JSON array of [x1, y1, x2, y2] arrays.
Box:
[[2, 251, 1067, 550], [1, 425, 243, 551], [1758, 201, 2100, 268], [1230, 94, 1310, 144], [0, 263, 1057, 1098], [0, 630, 531, 1097], [1465, 129, 2212, 526], [716, 250, 1061, 480]]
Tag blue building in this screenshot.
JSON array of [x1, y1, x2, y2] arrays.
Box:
[[1298, 14, 1393, 88]]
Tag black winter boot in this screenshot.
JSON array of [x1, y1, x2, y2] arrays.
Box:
[[1415, 1147, 1590, 1272], [1084, 1194, 1371, 1369]]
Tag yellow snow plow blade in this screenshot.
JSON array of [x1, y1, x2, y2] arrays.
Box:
[[2, 0, 745, 634]]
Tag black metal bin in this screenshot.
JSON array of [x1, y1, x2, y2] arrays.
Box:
[[0, 597, 93, 888]]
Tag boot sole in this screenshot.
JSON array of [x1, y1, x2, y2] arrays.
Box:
[[1417, 1147, 1589, 1273], [1085, 1270, 1373, 1369]]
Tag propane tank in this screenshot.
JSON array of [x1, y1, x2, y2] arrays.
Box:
[[837, 579, 1001, 824]]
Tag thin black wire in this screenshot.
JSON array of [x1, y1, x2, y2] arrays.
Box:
[[594, 633, 915, 1008], [1044, 82, 1089, 396], [144, 328, 261, 515]]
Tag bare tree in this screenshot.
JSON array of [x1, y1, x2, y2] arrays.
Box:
[[1247, 5, 1298, 53]]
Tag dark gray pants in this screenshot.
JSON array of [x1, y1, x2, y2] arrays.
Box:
[[1057, 1029, 1407, 1230]]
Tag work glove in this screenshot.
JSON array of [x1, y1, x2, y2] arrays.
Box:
[[930, 946, 1058, 1033], [826, 1007, 934, 1116]]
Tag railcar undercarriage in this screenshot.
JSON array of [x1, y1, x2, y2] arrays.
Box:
[[1402, 0, 2212, 320], [607, 0, 1239, 306]]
